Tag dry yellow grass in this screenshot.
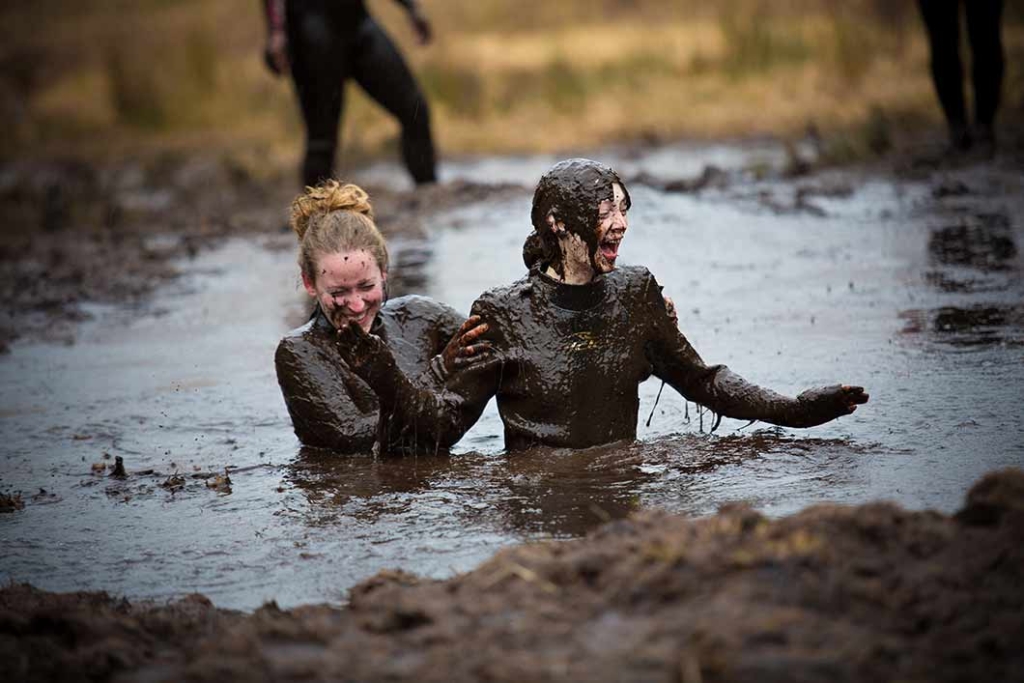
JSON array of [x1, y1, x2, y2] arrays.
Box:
[[2, 0, 1022, 166]]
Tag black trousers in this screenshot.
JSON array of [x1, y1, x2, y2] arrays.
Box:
[[287, 2, 437, 186], [917, 0, 1005, 132]]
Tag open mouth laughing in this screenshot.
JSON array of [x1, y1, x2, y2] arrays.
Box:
[[599, 234, 621, 263]]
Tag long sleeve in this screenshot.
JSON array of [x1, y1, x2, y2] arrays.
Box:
[[391, 0, 421, 13], [356, 297, 505, 455], [640, 272, 806, 428], [263, 0, 286, 31], [275, 336, 379, 452]]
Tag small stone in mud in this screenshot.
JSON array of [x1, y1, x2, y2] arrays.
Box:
[[0, 492, 25, 513]]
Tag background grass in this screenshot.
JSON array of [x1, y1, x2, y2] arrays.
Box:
[[2, 0, 1022, 168]]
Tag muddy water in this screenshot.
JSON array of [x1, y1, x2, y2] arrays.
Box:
[[2, 145, 1023, 611]]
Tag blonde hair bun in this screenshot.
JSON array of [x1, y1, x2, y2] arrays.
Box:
[[290, 180, 374, 241]]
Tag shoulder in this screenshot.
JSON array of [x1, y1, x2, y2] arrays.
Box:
[[613, 264, 656, 284], [384, 295, 461, 320], [277, 316, 316, 350], [471, 275, 534, 315], [604, 265, 659, 296], [381, 295, 464, 333], [275, 316, 324, 367]]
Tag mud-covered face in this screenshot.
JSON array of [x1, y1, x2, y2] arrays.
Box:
[[303, 249, 386, 332], [593, 183, 629, 273]]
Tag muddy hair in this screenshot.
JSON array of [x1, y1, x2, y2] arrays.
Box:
[[528, 158, 630, 275], [289, 180, 389, 282]]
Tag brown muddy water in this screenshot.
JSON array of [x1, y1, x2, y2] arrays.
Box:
[[2, 144, 1023, 611]]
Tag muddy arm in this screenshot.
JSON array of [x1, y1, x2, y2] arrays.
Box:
[[641, 273, 859, 429], [392, 0, 431, 44], [261, 1, 288, 75], [275, 338, 378, 452], [262, 0, 285, 30], [336, 320, 499, 454]]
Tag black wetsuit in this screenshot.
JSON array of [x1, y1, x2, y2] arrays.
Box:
[[917, 0, 1005, 143], [283, 0, 436, 185], [376, 266, 843, 453], [275, 295, 460, 452]]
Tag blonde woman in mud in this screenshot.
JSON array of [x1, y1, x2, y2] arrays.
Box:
[[333, 159, 869, 453], [275, 181, 488, 453]]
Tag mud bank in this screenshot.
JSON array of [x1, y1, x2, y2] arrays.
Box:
[[0, 156, 525, 349], [3, 468, 1022, 683]]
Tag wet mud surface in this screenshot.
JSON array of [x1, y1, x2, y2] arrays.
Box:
[[3, 468, 1022, 682], [2, 132, 1024, 669]]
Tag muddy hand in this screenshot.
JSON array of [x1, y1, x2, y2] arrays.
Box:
[[441, 315, 493, 374], [263, 30, 288, 76], [410, 9, 432, 45], [336, 322, 393, 376], [795, 384, 869, 427]]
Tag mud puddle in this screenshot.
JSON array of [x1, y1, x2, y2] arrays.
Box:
[[2, 142, 1023, 611]]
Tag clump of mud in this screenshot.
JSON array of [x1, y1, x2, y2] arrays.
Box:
[[3, 469, 1022, 683]]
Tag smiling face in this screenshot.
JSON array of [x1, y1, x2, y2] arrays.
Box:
[[302, 249, 386, 332], [593, 182, 629, 273]]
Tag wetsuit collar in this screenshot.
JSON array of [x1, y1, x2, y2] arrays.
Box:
[[533, 266, 608, 312]]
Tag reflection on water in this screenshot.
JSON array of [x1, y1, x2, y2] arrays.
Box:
[[899, 305, 1024, 348], [2, 148, 1023, 610], [927, 214, 1017, 273], [904, 205, 1023, 347]]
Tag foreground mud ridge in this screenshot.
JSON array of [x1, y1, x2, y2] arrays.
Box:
[[3, 468, 1022, 683]]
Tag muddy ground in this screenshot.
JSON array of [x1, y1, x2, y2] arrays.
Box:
[[2, 467, 1022, 683]]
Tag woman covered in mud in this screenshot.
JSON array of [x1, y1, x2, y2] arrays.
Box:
[[275, 181, 488, 452], [336, 159, 868, 452]]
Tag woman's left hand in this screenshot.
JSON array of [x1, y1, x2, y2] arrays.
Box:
[[793, 384, 869, 427]]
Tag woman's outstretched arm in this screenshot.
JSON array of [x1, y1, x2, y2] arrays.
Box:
[[640, 271, 867, 429]]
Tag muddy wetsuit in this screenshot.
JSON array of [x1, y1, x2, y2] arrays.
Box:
[[275, 295, 460, 452], [270, 0, 437, 186], [917, 0, 1005, 144], [372, 266, 845, 452]]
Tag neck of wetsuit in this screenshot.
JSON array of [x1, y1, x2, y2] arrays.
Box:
[[535, 269, 608, 311]]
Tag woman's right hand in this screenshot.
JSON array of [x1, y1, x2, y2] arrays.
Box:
[[264, 30, 288, 76], [441, 315, 493, 375]]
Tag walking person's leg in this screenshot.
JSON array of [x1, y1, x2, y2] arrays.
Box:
[[964, 0, 1005, 149], [288, 8, 350, 187], [918, 0, 970, 149], [352, 19, 437, 185]]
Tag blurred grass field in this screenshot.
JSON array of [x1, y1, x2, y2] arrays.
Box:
[[2, 0, 1022, 169]]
